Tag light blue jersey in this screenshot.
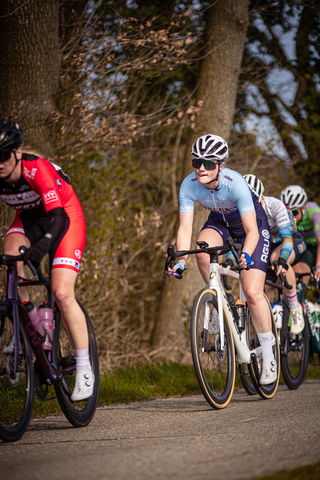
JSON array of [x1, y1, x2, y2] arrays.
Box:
[[179, 168, 255, 224]]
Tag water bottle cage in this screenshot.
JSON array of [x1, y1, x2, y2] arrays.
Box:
[[36, 330, 45, 344], [42, 328, 53, 346]]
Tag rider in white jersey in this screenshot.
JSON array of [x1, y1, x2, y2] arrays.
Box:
[[167, 134, 277, 385], [243, 175, 306, 334]]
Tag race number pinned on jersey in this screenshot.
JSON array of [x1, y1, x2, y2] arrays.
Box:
[[44, 190, 58, 204]]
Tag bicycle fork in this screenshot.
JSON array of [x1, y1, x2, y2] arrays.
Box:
[[206, 260, 226, 351]]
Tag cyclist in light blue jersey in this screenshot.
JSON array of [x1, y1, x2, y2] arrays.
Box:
[[167, 134, 276, 385]]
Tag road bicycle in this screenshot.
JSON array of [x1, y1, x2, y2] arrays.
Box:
[[241, 263, 309, 395], [0, 247, 99, 443], [164, 237, 280, 410], [295, 269, 320, 363]]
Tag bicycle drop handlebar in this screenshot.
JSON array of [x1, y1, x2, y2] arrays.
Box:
[[164, 236, 243, 279], [295, 268, 320, 290], [0, 246, 51, 288]]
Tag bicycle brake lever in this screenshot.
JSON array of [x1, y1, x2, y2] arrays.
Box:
[[19, 245, 39, 278]]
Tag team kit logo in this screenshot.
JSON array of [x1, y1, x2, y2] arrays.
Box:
[[74, 249, 82, 260], [43, 190, 58, 204], [261, 229, 270, 263]]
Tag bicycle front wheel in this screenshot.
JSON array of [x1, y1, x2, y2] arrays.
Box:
[[53, 301, 99, 427], [190, 289, 235, 409], [280, 304, 309, 389], [0, 304, 34, 443]]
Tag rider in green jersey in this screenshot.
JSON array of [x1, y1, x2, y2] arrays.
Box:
[[280, 185, 320, 292]]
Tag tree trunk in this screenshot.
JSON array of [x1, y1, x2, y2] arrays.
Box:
[[152, 0, 249, 356], [0, 0, 60, 157]]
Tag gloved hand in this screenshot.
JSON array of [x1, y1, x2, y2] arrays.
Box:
[[175, 261, 186, 274], [24, 237, 51, 267], [277, 257, 289, 270], [240, 251, 252, 269], [223, 258, 234, 269]]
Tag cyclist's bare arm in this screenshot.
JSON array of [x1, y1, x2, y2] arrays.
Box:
[[168, 211, 193, 276], [239, 211, 259, 269]]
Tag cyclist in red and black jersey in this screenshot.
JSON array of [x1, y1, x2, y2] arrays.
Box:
[[0, 119, 93, 401]]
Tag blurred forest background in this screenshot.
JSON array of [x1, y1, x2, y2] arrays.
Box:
[[0, 0, 319, 371]]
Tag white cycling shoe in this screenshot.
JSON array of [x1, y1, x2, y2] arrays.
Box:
[[290, 304, 305, 335], [260, 359, 277, 385], [71, 371, 94, 402]]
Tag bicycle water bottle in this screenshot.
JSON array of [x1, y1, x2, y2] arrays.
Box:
[[38, 302, 53, 351], [235, 299, 246, 332], [272, 301, 283, 329], [24, 301, 45, 338]]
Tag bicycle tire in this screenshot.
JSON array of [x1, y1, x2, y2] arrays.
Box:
[[239, 302, 258, 395], [239, 363, 257, 395], [0, 303, 34, 442], [53, 300, 99, 427], [280, 303, 309, 389], [190, 288, 235, 409], [247, 295, 280, 400]]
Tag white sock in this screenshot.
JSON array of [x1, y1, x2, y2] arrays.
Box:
[[257, 330, 274, 361], [286, 291, 299, 309], [75, 348, 92, 374]]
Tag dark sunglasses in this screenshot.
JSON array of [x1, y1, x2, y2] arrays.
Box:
[[192, 158, 218, 170], [292, 209, 300, 216], [0, 150, 12, 163]]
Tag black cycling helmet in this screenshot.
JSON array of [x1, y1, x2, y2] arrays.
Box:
[[0, 120, 23, 151]]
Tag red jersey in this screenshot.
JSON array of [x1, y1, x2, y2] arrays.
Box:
[[1, 154, 86, 272], [0, 154, 76, 213]]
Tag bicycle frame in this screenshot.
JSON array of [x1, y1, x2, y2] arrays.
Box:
[[207, 255, 261, 364], [165, 239, 263, 365], [1, 260, 76, 384]]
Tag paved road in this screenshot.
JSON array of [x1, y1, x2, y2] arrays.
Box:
[[1, 380, 320, 480]]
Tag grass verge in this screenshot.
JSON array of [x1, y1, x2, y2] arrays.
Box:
[[31, 358, 320, 416], [243, 460, 320, 480]]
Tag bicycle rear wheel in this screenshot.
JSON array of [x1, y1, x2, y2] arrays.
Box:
[[53, 300, 99, 427], [280, 304, 309, 389], [239, 364, 257, 395], [190, 289, 235, 409], [247, 295, 280, 399], [0, 304, 34, 442]]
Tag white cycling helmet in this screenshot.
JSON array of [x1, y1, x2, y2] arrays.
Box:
[[279, 185, 307, 211], [244, 174, 265, 203], [191, 134, 228, 163]]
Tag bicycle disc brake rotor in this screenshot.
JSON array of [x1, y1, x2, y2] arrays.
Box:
[[215, 334, 225, 361], [6, 355, 21, 387]]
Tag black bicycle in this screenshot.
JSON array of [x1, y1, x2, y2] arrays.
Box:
[[0, 247, 99, 442], [241, 263, 309, 394]]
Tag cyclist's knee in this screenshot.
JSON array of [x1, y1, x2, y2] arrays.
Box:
[[244, 286, 264, 307], [52, 282, 75, 310]]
